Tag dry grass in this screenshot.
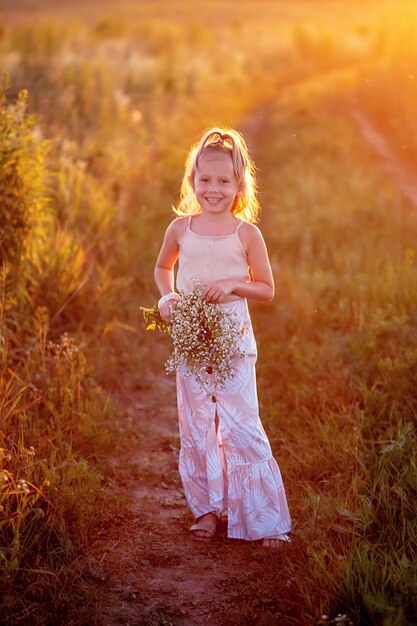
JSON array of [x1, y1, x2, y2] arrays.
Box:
[[250, 88, 417, 625]]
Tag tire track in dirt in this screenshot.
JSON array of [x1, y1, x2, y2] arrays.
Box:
[[349, 105, 417, 209], [241, 63, 417, 210]]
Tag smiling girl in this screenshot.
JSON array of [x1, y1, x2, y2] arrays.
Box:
[[154, 128, 291, 548]]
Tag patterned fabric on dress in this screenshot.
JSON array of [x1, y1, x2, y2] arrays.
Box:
[[175, 218, 291, 540]]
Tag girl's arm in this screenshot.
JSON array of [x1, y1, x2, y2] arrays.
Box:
[[154, 219, 183, 293], [202, 224, 275, 303], [154, 219, 184, 320]]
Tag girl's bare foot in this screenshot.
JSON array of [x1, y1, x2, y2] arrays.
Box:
[[262, 534, 290, 549], [188, 512, 218, 542]]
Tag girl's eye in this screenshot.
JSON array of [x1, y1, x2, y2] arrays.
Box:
[[220, 179, 229, 184]]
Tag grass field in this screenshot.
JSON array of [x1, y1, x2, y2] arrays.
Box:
[[1, 1, 416, 624]]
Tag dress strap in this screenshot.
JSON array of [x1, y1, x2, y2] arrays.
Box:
[[179, 215, 192, 246], [235, 220, 244, 233]]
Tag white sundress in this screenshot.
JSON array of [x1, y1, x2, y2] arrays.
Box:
[[175, 216, 291, 540]]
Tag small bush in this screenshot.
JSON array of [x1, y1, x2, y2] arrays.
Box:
[[0, 77, 49, 272]]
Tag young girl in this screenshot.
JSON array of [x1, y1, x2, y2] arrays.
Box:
[[154, 128, 291, 548]]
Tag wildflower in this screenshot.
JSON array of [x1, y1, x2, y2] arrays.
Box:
[[165, 286, 247, 394], [17, 479, 30, 494], [141, 285, 248, 395]]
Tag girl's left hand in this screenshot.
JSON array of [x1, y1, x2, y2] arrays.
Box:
[[202, 279, 236, 303]]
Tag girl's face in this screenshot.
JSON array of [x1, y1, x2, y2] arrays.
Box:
[[191, 152, 242, 216]]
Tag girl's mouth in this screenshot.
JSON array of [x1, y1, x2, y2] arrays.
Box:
[[205, 197, 222, 204]]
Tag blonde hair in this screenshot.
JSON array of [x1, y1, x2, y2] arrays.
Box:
[[174, 127, 260, 223]]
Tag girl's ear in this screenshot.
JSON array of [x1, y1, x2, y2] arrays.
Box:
[[236, 182, 245, 197]]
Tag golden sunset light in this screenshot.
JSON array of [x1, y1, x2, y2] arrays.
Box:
[[1, 1, 416, 625]]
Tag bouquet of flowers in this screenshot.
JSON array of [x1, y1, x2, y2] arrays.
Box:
[[140, 286, 247, 394]]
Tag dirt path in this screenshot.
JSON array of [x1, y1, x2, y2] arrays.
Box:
[[91, 345, 301, 626], [91, 366, 228, 626]]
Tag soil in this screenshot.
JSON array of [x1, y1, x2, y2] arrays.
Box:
[[91, 352, 300, 626]]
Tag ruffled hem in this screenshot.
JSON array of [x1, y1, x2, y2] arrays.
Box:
[[179, 447, 291, 541], [226, 457, 291, 540]]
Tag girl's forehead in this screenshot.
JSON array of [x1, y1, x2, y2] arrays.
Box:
[[197, 151, 234, 171]]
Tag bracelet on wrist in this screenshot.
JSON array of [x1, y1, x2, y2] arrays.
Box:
[[158, 292, 179, 308]]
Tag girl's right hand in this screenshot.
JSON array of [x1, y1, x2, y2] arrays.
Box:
[[158, 294, 180, 322]]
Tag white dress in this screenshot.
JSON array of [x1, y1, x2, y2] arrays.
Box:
[[175, 217, 291, 540]]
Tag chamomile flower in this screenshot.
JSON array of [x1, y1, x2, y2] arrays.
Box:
[[165, 286, 247, 394]]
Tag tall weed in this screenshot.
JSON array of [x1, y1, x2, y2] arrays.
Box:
[[0, 81, 118, 624]]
